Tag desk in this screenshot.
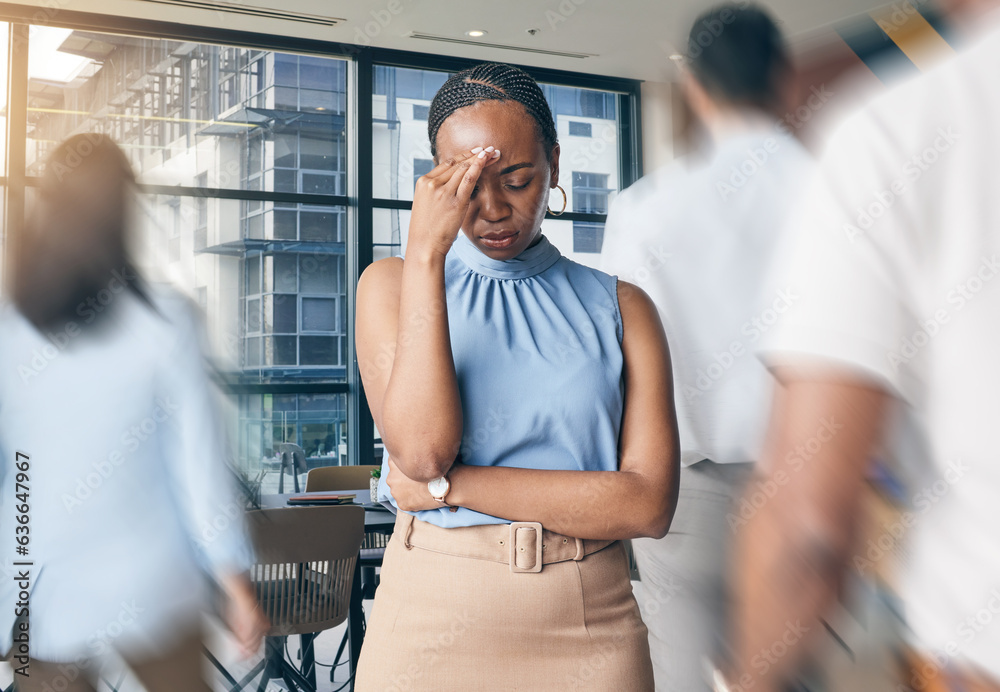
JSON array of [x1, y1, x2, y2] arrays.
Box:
[[260, 491, 395, 528], [260, 491, 395, 690]]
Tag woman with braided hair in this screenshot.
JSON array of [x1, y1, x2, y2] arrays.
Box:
[[354, 63, 678, 689]]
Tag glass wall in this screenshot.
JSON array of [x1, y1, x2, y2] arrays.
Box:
[[21, 27, 351, 480], [0, 11, 641, 481]]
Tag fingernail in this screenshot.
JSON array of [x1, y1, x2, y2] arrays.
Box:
[[477, 150, 487, 159], [484, 146, 495, 153], [491, 149, 501, 158], [471, 147, 484, 154]]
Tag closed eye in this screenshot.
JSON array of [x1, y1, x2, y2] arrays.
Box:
[[471, 178, 532, 197]]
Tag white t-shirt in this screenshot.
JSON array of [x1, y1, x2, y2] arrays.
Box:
[[602, 124, 812, 466], [760, 21, 1000, 676]]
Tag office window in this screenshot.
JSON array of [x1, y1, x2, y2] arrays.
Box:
[[373, 207, 411, 262], [7, 13, 640, 476], [572, 172, 610, 214], [168, 236, 181, 263], [542, 84, 616, 120], [26, 33, 347, 196], [237, 252, 347, 371], [22, 26, 351, 479], [257, 392, 348, 460], [571, 172, 611, 254], [373, 66, 449, 202], [412, 158, 434, 192], [302, 297, 337, 331]]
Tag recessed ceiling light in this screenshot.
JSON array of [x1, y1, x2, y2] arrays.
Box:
[[465, 29, 487, 37], [669, 53, 685, 62]]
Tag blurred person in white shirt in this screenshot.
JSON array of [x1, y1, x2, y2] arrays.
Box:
[[718, 1, 1000, 690], [0, 134, 267, 691], [600, 4, 812, 690]]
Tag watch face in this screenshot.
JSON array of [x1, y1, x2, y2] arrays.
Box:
[[427, 476, 449, 499]]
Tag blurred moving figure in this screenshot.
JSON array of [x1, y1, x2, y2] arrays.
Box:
[[720, 3, 1000, 691], [601, 4, 810, 689], [0, 135, 267, 691]]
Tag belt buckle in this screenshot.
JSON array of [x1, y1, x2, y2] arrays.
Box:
[[509, 522, 544, 573]]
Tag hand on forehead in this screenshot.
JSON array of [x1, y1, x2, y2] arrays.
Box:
[[434, 100, 548, 168]]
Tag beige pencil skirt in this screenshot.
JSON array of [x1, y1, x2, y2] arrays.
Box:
[[354, 512, 654, 691]]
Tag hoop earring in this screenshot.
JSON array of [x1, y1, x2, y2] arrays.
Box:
[[548, 184, 567, 216]]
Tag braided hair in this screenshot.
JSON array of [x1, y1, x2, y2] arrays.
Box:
[[428, 63, 558, 160]]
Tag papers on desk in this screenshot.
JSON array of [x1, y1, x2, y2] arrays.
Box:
[[287, 492, 357, 506]]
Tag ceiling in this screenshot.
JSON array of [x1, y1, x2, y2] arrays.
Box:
[[19, 0, 902, 82]]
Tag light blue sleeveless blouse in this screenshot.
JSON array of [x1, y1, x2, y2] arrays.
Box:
[[377, 232, 624, 528]]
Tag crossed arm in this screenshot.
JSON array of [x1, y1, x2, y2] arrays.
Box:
[[355, 256, 680, 541]]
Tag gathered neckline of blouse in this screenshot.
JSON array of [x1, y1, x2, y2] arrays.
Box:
[[452, 232, 562, 280]]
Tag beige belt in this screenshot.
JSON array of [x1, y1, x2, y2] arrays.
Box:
[[396, 513, 615, 574]]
